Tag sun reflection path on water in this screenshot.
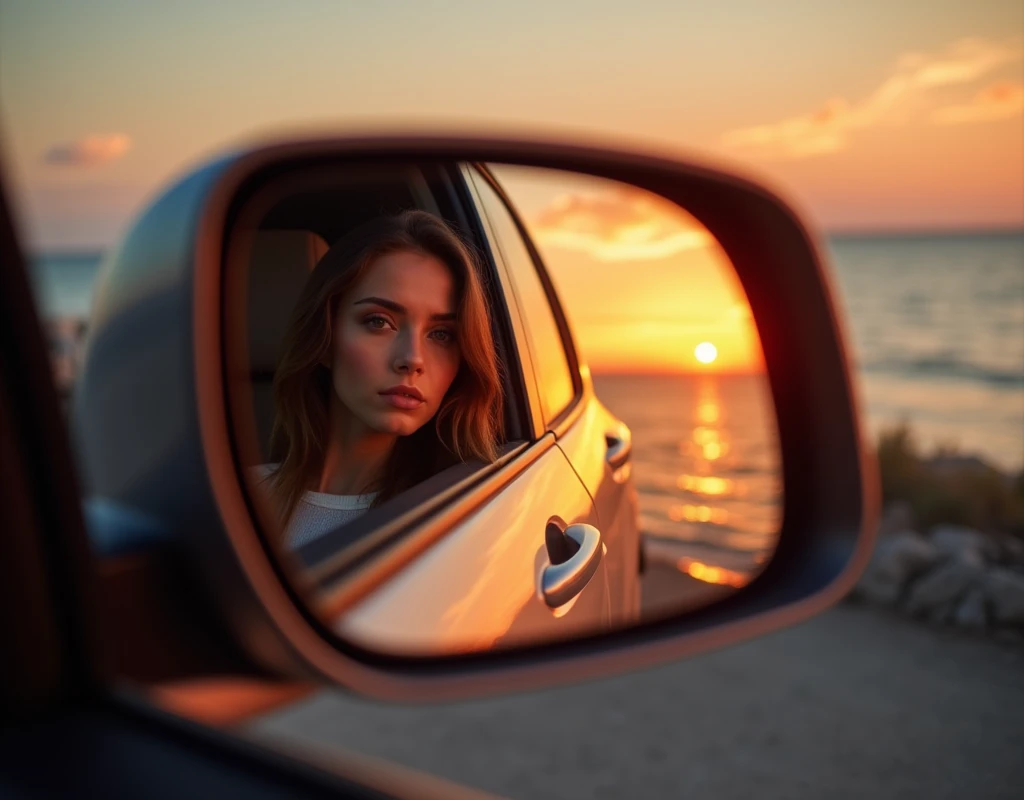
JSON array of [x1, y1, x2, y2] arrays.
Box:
[[677, 474, 733, 496], [663, 375, 775, 583], [678, 377, 739, 497], [668, 504, 730, 524], [677, 557, 751, 588]]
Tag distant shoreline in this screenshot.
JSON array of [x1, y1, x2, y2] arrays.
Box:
[[28, 226, 1024, 261], [826, 225, 1024, 241], [591, 369, 766, 378]]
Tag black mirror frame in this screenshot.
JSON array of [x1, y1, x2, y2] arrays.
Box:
[[72, 132, 878, 702]]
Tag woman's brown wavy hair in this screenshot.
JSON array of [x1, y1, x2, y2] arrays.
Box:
[[266, 210, 503, 530]]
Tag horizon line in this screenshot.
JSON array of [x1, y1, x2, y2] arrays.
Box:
[[590, 368, 767, 378], [825, 223, 1024, 239], [27, 224, 1024, 258]]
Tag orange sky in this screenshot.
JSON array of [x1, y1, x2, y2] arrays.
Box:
[[1, 4, 1021, 249], [493, 166, 765, 375], [2, 3, 1019, 376]]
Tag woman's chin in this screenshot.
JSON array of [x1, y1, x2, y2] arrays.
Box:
[[372, 411, 424, 437]]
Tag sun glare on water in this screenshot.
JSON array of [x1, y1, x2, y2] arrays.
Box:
[[695, 342, 718, 364]]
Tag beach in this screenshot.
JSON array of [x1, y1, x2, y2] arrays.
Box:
[[249, 601, 1024, 799]]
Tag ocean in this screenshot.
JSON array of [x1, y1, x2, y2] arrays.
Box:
[[28, 232, 1024, 572], [594, 372, 782, 573], [826, 232, 1023, 474]]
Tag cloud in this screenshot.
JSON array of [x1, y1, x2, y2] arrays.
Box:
[[720, 97, 850, 157], [899, 37, 1022, 89], [932, 81, 1024, 125], [721, 37, 1023, 159], [44, 134, 132, 166], [531, 188, 713, 261]]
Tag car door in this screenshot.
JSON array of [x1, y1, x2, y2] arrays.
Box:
[[463, 165, 640, 624], [330, 171, 615, 655]]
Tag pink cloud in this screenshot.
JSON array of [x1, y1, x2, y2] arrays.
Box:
[[44, 134, 132, 166], [901, 37, 1022, 89], [721, 37, 1023, 159], [531, 189, 712, 261]]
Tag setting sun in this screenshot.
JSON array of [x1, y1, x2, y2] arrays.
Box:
[[490, 168, 768, 376], [695, 342, 718, 364]]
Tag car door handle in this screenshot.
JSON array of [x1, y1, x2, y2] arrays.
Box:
[[541, 523, 604, 608], [605, 423, 632, 470]]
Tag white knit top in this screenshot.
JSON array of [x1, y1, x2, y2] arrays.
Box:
[[251, 465, 377, 550]]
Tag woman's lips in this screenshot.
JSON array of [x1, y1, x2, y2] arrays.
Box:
[[379, 387, 425, 410]]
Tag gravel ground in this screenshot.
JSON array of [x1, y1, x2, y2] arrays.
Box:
[[250, 603, 1024, 799]]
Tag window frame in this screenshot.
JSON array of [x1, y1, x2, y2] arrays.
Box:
[[219, 160, 568, 594], [463, 163, 586, 434], [225, 160, 535, 451], [457, 164, 544, 441], [435, 163, 537, 444]]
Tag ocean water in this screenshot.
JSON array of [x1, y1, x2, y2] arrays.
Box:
[[825, 232, 1023, 473], [593, 372, 782, 573], [27, 231, 1024, 570]]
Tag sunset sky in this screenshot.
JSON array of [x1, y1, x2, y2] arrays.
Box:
[[492, 166, 763, 373], [1, 1, 1021, 373]]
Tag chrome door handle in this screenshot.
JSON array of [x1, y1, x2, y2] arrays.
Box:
[[541, 523, 603, 608], [605, 423, 632, 470]]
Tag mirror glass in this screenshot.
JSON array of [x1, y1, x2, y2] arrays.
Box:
[[225, 161, 782, 657]]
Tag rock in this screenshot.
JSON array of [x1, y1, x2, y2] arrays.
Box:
[[952, 547, 985, 569], [996, 536, 1024, 569], [854, 575, 902, 607], [984, 569, 1024, 625], [993, 629, 1024, 646], [953, 588, 988, 629], [929, 525, 996, 564], [926, 598, 959, 625], [877, 501, 915, 538], [904, 561, 982, 618], [855, 531, 940, 606]]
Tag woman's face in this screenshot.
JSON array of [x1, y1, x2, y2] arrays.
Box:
[[328, 249, 462, 440]]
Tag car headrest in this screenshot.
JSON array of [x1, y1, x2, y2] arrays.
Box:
[[247, 230, 329, 376]]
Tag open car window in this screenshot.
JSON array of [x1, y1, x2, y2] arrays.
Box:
[[222, 161, 539, 578], [226, 164, 494, 459], [464, 165, 581, 429]]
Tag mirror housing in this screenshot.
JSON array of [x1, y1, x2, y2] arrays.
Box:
[[73, 133, 878, 701]]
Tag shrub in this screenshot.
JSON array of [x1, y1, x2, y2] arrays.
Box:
[[876, 422, 1024, 537]]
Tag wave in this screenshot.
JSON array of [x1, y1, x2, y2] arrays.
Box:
[[860, 354, 1024, 388]]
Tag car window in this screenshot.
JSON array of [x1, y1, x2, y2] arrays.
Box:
[[214, 161, 576, 618], [228, 164, 442, 458], [466, 167, 578, 427]]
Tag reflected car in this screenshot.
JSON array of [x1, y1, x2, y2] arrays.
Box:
[[220, 161, 646, 652]]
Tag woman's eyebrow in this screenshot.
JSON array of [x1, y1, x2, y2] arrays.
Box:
[[353, 297, 456, 322]]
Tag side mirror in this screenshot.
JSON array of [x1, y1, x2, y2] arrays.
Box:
[[73, 133, 878, 701]]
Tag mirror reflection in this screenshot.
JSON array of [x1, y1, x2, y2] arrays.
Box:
[[225, 162, 782, 657]]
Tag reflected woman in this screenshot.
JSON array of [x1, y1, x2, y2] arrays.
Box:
[[258, 210, 503, 549]]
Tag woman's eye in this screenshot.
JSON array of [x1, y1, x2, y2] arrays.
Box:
[[429, 328, 456, 345], [364, 315, 393, 331]]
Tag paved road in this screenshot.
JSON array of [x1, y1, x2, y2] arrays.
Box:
[[251, 603, 1024, 799]]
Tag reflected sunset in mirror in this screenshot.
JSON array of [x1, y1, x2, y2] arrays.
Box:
[[481, 165, 783, 625]]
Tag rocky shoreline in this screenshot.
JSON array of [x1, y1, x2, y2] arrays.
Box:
[[849, 502, 1024, 642]]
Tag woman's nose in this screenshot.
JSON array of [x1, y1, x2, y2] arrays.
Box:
[[393, 332, 425, 374]]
